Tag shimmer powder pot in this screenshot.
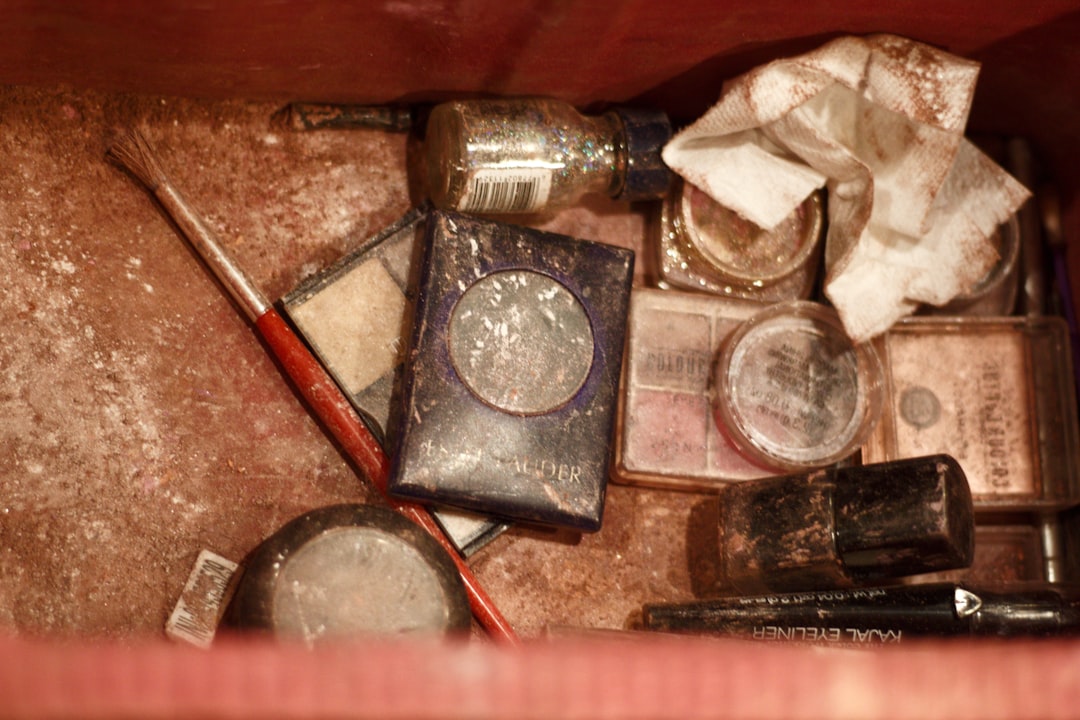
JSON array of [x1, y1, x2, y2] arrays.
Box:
[[681, 181, 821, 285], [388, 210, 634, 531], [221, 504, 472, 643], [712, 300, 884, 470], [656, 179, 823, 302], [923, 215, 1021, 317]]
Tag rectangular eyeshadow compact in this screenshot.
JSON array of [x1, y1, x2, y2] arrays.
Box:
[[388, 210, 634, 532], [280, 206, 510, 556]]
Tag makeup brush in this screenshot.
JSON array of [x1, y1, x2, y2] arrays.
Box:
[[107, 129, 518, 644]]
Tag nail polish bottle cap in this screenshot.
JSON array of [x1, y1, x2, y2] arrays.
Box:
[[610, 107, 673, 201], [221, 504, 472, 642], [718, 454, 975, 592], [833, 454, 976, 579]]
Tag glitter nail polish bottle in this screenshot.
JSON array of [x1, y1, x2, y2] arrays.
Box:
[[424, 98, 672, 214]]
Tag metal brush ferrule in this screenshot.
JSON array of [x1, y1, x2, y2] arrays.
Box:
[[156, 183, 271, 322]]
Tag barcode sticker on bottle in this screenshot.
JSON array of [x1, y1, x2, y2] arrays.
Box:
[[461, 168, 552, 213], [165, 549, 239, 649]]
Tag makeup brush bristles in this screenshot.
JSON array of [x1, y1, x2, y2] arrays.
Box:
[[107, 129, 168, 191]]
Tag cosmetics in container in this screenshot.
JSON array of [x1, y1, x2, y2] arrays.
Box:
[[655, 179, 824, 302], [613, 288, 776, 492], [862, 316, 1080, 513], [921, 215, 1022, 317], [221, 504, 472, 643], [712, 300, 884, 471], [642, 582, 1080, 644], [714, 455, 975, 593], [281, 207, 510, 556], [424, 98, 672, 214], [388, 210, 633, 531]]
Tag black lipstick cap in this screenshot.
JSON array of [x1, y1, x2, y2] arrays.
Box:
[[719, 454, 975, 592]]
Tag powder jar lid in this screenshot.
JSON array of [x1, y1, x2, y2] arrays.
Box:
[[221, 504, 472, 643], [712, 300, 884, 470], [679, 182, 824, 287]]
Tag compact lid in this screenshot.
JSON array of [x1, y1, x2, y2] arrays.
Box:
[[833, 454, 976, 578], [712, 300, 884, 470], [679, 182, 824, 285], [221, 504, 472, 642], [610, 107, 673, 201]]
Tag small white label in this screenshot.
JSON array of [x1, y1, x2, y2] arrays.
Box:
[[460, 168, 552, 213], [165, 550, 239, 649]]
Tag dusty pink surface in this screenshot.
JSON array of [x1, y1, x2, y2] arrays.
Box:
[[0, 86, 698, 640], [0, 4, 1079, 714]]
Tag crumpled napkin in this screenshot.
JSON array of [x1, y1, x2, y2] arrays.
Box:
[[662, 34, 1031, 342]]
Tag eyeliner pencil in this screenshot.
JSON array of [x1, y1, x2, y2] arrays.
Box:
[[107, 129, 518, 644], [643, 582, 1080, 644]]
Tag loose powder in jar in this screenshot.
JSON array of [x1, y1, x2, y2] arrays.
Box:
[[712, 301, 883, 470]]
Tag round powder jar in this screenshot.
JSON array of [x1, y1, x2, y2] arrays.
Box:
[[221, 504, 472, 643], [712, 301, 883, 470], [679, 181, 823, 290], [924, 214, 1021, 316]]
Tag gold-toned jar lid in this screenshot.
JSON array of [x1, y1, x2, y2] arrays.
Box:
[[679, 182, 823, 286]]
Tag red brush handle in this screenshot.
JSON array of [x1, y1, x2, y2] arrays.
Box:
[[255, 309, 519, 643]]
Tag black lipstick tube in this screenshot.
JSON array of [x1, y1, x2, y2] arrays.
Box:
[[643, 583, 1080, 644]]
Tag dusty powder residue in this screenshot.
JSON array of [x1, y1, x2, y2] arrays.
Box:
[[0, 87, 407, 636], [468, 484, 701, 634], [0, 85, 696, 642]]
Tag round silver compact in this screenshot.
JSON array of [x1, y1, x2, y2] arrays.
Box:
[[221, 504, 472, 643], [448, 269, 595, 415], [711, 301, 883, 470]]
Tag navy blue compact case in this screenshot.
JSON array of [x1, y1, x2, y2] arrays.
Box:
[[388, 210, 634, 531]]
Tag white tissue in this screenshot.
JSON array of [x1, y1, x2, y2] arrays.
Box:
[[662, 34, 1031, 341]]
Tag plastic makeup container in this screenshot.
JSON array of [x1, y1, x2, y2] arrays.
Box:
[[712, 300, 884, 471], [220, 504, 472, 643], [388, 210, 634, 532], [656, 179, 824, 302], [863, 315, 1080, 513], [281, 206, 509, 557], [922, 215, 1022, 316], [612, 288, 775, 492]]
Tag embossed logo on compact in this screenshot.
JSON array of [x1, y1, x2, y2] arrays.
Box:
[[899, 385, 942, 429], [448, 269, 595, 415]]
